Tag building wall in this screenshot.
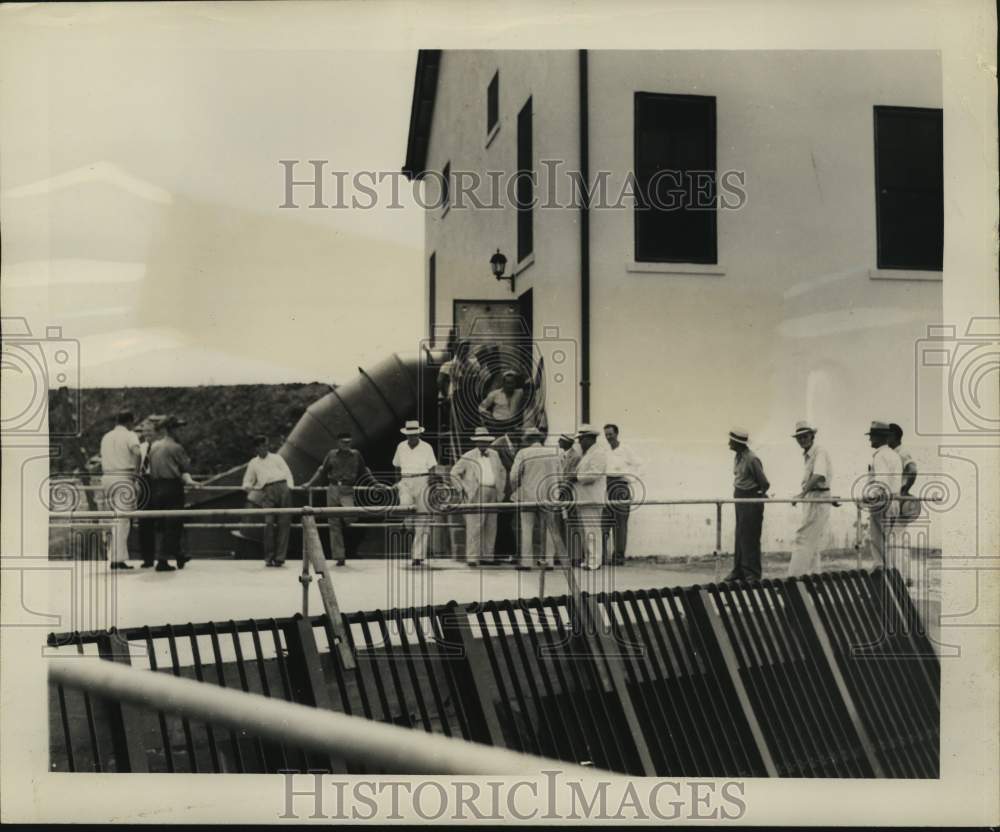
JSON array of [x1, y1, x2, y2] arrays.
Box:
[[422, 50, 944, 558]]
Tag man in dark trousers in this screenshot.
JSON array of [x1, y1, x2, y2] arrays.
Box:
[[304, 432, 373, 566], [725, 427, 770, 582], [147, 415, 196, 571], [135, 414, 164, 568]]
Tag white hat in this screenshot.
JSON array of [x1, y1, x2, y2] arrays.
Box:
[[792, 420, 817, 437], [575, 423, 599, 438], [728, 427, 749, 445], [400, 420, 425, 435], [470, 426, 493, 443]]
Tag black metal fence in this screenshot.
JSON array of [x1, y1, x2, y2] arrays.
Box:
[[48, 568, 939, 777]]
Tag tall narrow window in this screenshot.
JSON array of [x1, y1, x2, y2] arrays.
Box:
[[634, 92, 717, 264], [487, 71, 499, 135], [516, 97, 533, 262], [428, 252, 436, 339], [874, 106, 943, 271], [441, 161, 451, 212]]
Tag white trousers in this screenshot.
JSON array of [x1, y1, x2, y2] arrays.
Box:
[[464, 485, 498, 562], [518, 508, 561, 565], [102, 474, 135, 563], [787, 501, 831, 577], [398, 476, 432, 562]]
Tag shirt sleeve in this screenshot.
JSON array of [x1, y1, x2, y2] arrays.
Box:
[[812, 449, 831, 484], [177, 446, 191, 475], [391, 444, 401, 468], [279, 456, 294, 487], [425, 445, 438, 470], [751, 457, 770, 493], [242, 459, 256, 490]]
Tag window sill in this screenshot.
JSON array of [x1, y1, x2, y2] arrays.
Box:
[[868, 268, 942, 282], [513, 253, 535, 277], [485, 122, 500, 149], [626, 261, 725, 276]]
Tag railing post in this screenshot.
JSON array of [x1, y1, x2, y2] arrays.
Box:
[[302, 512, 355, 671], [714, 501, 723, 582], [95, 630, 150, 772]]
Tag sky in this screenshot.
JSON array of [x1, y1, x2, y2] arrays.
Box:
[[1, 4, 426, 387]]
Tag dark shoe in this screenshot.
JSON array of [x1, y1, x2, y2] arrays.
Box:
[[273, 561, 286, 568], [141, 561, 154, 569], [176, 557, 189, 570], [722, 571, 742, 582], [335, 560, 346, 567], [515, 564, 532, 571], [466, 560, 479, 568], [110, 561, 134, 570], [612, 556, 625, 566], [264, 560, 275, 567], [155, 562, 176, 572], [411, 559, 424, 567]]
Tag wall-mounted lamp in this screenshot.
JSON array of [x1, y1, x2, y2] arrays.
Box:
[[490, 248, 514, 293]]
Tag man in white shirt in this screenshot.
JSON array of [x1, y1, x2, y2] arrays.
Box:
[[509, 427, 561, 569], [243, 435, 295, 567], [393, 420, 438, 566], [478, 371, 527, 433], [888, 423, 920, 522], [99, 410, 141, 570], [865, 420, 903, 568], [451, 426, 508, 566], [602, 423, 641, 565], [572, 424, 608, 571], [787, 421, 834, 577]]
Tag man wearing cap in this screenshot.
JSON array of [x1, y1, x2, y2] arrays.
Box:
[[571, 425, 608, 570], [510, 427, 562, 569], [99, 410, 142, 570], [242, 435, 295, 567], [451, 426, 508, 566], [135, 415, 164, 568], [865, 421, 903, 567], [603, 424, 642, 566], [787, 421, 833, 577], [478, 371, 526, 432], [304, 432, 373, 566], [393, 421, 438, 566], [726, 428, 770, 582], [148, 415, 196, 571]]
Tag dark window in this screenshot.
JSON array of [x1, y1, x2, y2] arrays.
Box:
[[634, 92, 717, 264], [428, 252, 436, 339], [874, 106, 943, 271], [517, 97, 533, 262], [441, 161, 451, 211], [487, 71, 499, 134]]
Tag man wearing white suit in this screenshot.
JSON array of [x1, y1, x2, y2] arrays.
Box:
[[571, 424, 608, 571], [451, 426, 508, 566], [510, 427, 562, 569]]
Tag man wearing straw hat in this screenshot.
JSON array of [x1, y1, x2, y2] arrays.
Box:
[[787, 421, 833, 577], [510, 427, 561, 569], [393, 420, 438, 567], [571, 424, 607, 571], [451, 426, 508, 567], [725, 427, 770, 582], [99, 410, 141, 570], [864, 420, 903, 568]]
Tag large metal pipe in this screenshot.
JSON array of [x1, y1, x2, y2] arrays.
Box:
[[49, 658, 610, 777]]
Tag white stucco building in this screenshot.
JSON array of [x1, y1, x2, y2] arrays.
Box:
[[403, 50, 944, 558]]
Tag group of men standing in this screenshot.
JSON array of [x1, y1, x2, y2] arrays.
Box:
[[390, 417, 640, 571], [98, 410, 194, 571], [723, 419, 918, 582]]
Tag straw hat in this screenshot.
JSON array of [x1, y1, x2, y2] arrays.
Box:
[[865, 420, 891, 435], [575, 423, 599, 438], [400, 419, 425, 435], [470, 426, 493, 443], [792, 420, 817, 437], [728, 427, 750, 445]]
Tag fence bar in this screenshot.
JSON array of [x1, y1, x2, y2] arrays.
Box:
[[94, 631, 150, 772], [301, 515, 355, 670], [49, 659, 613, 776]]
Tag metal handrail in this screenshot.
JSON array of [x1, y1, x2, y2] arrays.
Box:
[[49, 658, 610, 777]]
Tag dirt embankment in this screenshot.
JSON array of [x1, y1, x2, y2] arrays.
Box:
[[48, 383, 333, 476]]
